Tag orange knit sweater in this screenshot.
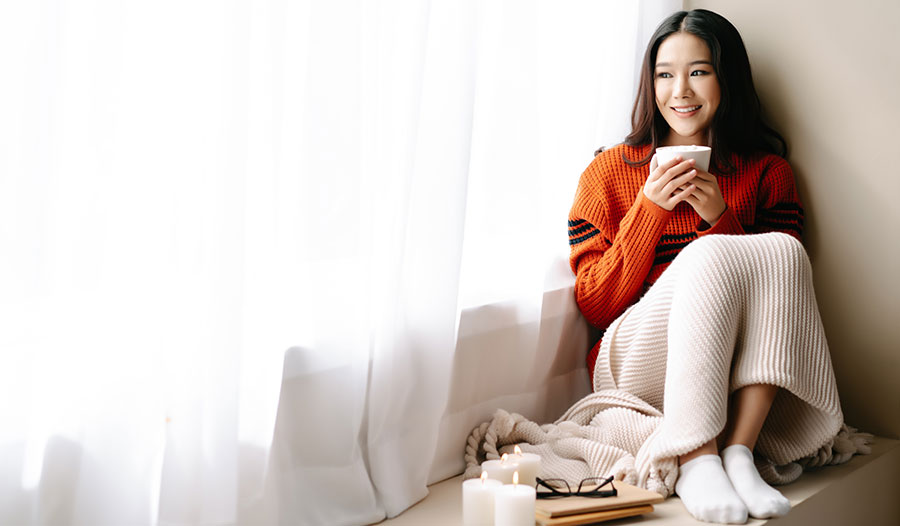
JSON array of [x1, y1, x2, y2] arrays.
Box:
[[568, 143, 804, 377]]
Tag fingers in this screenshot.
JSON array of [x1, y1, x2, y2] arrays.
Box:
[[681, 167, 719, 193], [689, 169, 715, 184], [662, 168, 698, 195], [667, 184, 695, 207], [674, 185, 695, 196], [645, 157, 717, 211], [681, 180, 708, 197], [649, 156, 692, 182]]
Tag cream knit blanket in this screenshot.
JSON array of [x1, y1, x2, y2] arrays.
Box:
[[464, 233, 872, 496]]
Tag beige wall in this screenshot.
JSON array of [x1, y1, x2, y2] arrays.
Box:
[[685, 0, 900, 438]]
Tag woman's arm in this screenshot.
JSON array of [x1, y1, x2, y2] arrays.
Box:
[[753, 157, 804, 241], [692, 156, 804, 240], [569, 170, 672, 329]]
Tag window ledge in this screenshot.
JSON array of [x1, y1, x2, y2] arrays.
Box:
[[377, 436, 900, 526]]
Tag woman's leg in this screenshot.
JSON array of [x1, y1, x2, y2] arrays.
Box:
[[722, 383, 777, 449], [675, 437, 748, 524], [604, 233, 842, 522], [680, 383, 776, 464], [675, 384, 784, 523], [678, 439, 717, 465], [675, 389, 747, 524], [719, 384, 791, 519]]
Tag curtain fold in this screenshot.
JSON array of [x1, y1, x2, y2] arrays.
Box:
[[0, 1, 681, 525]]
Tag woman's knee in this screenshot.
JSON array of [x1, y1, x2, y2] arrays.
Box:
[[671, 234, 727, 273], [760, 232, 811, 274], [672, 232, 811, 286], [687, 232, 808, 263]]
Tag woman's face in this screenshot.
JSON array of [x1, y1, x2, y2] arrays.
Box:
[[654, 32, 721, 147]]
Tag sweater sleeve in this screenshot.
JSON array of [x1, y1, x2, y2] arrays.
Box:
[[568, 165, 671, 329], [696, 205, 746, 236], [753, 157, 804, 242]]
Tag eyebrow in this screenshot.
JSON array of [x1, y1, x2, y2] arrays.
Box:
[[655, 60, 713, 68]]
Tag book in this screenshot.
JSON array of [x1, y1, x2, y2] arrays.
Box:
[[534, 480, 664, 518], [534, 504, 655, 526]]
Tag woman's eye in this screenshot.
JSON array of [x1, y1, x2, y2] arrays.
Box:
[[656, 72, 672, 79], [690, 70, 710, 76]]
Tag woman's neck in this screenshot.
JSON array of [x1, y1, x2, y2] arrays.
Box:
[[661, 131, 709, 147]]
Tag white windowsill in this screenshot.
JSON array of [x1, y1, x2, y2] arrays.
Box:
[[378, 436, 900, 525]]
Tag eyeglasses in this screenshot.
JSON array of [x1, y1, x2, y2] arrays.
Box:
[[534, 476, 617, 499]]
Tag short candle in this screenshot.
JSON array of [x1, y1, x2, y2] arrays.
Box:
[[480, 453, 517, 484], [462, 472, 502, 526], [494, 472, 536, 526], [509, 445, 541, 487]]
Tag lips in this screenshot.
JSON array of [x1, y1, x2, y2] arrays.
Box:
[[671, 105, 701, 117]]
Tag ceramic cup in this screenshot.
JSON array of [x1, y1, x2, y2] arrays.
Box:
[[655, 145, 711, 172]]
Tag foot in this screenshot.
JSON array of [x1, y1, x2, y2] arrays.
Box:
[[721, 444, 791, 519], [676, 454, 748, 524]]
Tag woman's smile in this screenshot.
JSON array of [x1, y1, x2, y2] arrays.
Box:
[[671, 105, 702, 117]]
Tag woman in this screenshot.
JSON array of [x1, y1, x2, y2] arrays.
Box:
[[569, 9, 849, 523]]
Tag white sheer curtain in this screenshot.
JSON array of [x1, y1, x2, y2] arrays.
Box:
[[0, 1, 679, 525]]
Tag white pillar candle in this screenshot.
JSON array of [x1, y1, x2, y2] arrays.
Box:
[[510, 446, 542, 488], [481, 453, 517, 484], [462, 472, 503, 526], [494, 473, 536, 526]]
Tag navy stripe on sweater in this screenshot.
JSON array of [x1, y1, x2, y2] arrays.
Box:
[[757, 220, 803, 236], [569, 223, 595, 236], [569, 229, 601, 246]]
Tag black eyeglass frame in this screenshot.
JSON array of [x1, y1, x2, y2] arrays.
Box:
[[534, 476, 617, 499]]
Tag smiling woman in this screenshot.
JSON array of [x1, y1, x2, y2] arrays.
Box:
[[557, 8, 871, 525]]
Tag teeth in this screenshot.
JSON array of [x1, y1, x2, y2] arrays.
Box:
[[674, 106, 701, 113]]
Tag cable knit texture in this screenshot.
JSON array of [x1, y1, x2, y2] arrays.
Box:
[[463, 145, 872, 497]]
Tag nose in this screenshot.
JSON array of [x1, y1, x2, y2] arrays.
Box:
[[673, 74, 693, 98]]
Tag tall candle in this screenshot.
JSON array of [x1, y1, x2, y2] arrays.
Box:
[[510, 445, 542, 487], [494, 472, 536, 526], [462, 472, 503, 526], [480, 453, 517, 484]]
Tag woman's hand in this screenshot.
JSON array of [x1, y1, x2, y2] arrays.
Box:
[[683, 168, 727, 226], [643, 154, 698, 211]]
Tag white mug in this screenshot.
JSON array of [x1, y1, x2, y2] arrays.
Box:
[[655, 145, 711, 172]]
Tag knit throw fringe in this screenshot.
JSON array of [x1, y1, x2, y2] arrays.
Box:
[[463, 233, 873, 496]]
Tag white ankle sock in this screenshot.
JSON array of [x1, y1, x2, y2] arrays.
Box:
[[721, 444, 791, 519], [675, 454, 748, 524]]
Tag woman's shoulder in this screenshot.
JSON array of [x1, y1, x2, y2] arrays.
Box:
[[576, 144, 650, 205], [586, 143, 651, 178], [733, 150, 792, 175], [730, 151, 798, 196], [593, 143, 651, 162]]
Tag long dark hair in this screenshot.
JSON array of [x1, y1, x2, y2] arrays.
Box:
[[623, 9, 786, 172]]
